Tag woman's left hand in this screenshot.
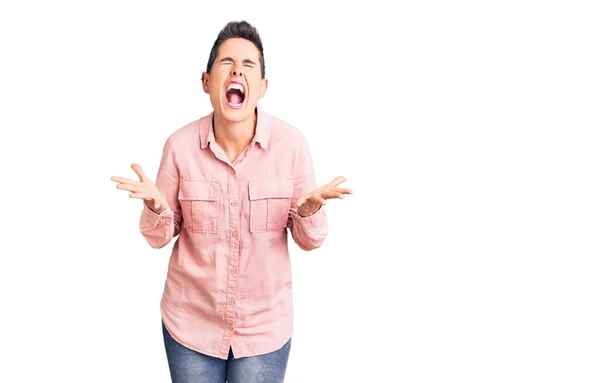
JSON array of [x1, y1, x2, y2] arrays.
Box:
[[297, 176, 352, 217]]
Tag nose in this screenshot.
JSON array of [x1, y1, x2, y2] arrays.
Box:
[[231, 62, 244, 77]]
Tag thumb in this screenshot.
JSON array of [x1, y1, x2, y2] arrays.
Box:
[[328, 176, 347, 188], [131, 163, 146, 182], [297, 196, 306, 208]]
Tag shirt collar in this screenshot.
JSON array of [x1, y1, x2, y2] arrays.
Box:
[[200, 107, 272, 150]]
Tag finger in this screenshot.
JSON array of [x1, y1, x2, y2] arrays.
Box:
[[328, 176, 347, 188], [306, 194, 327, 205], [116, 183, 145, 193], [131, 163, 147, 182], [129, 192, 153, 200], [331, 187, 353, 195], [111, 176, 137, 184], [320, 190, 345, 200]]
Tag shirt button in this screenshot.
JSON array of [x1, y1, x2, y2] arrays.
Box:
[[231, 201, 238, 207], [230, 267, 237, 274], [230, 169, 236, 175], [227, 325, 234, 331], [232, 231, 238, 238], [228, 299, 235, 305]]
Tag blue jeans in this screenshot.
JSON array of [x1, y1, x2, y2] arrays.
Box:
[[162, 320, 291, 383]]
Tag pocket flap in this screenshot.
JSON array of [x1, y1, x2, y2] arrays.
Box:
[[178, 180, 220, 201], [248, 179, 294, 200]]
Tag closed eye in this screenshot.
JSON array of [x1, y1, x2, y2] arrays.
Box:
[[218, 57, 256, 68]]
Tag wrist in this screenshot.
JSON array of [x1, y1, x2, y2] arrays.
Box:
[[298, 204, 321, 218], [146, 200, 167, 215]]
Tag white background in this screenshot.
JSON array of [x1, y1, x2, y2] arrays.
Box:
[[1, 0, 599, 382]]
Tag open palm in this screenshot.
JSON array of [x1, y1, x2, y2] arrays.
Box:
[[111, 163, 167, 214], [297, 176, 352, 217]]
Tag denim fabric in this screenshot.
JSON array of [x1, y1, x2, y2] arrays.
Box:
[[162, 320, 291, 382]]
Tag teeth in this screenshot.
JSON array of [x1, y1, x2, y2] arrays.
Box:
[[227, 82, 245, 94]]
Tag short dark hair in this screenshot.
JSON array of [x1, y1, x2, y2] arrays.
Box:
[[206, 21, 265, 78]]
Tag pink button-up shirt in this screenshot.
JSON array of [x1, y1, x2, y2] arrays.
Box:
[[139, 107, 327, 359]]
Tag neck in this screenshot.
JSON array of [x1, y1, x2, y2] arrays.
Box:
[[213, 110, 257, 162]]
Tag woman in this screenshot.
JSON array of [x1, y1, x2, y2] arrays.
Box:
[[111, 21, 351, 383]]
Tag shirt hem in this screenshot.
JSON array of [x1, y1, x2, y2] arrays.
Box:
[[160, 300, 294, 360], [160, 300, 228, 360]]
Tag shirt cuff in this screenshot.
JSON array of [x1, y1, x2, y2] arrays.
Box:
[[141, 203, 173, 226], [290, 205, 326, 232]]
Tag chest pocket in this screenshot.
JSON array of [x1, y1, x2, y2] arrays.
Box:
[[178, 180, 220, 234], [248, 179, 294, 233]]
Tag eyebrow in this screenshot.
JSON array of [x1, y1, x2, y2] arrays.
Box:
[[218, 57, 257, 65]]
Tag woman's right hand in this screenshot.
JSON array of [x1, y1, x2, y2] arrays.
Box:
[[111, 163, 168, 214]]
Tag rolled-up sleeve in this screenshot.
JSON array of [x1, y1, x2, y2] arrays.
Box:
[[139, 136, 182, 249], [287, 135, 328, 251]]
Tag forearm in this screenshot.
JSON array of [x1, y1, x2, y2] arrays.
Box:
[[140, 203, 180, 249], [289, 206, 328, 250]]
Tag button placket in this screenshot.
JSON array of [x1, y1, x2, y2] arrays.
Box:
[[221, 165, 241, 356]]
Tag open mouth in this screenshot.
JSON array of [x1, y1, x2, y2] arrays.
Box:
[[225, 82, 246, 109]]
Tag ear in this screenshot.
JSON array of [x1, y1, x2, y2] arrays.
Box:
[[259, 78, 268, 98], [201, 72, 210, 94]]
